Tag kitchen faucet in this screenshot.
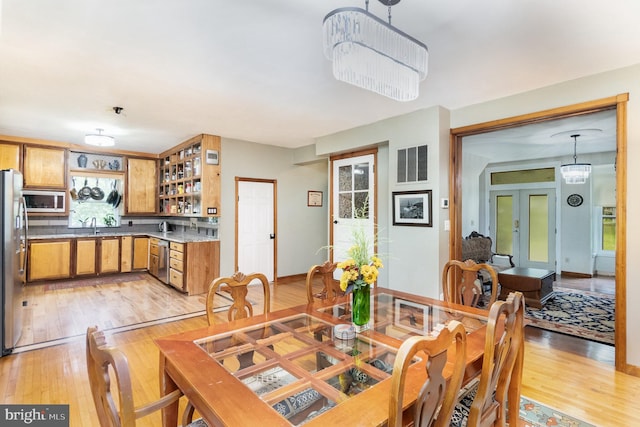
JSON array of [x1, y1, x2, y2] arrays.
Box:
[[90, 217, 98, 235]]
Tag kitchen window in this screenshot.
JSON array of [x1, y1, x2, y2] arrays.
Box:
[[68, 175, 123, 228]]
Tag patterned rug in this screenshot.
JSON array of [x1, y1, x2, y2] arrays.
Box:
[[520, 396, 596, 427], [454, 381, 595, 426], [524, 287, 614, 345]]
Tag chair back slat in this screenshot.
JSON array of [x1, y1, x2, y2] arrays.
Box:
[[206, 271, 271, 325], [468, 291, 525, 427], [305, 261, 343, 303], [442, 259, 499, 308], [389, 320, 467, 427]]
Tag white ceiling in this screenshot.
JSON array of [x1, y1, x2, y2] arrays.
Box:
[[1, 1, 638, 155]]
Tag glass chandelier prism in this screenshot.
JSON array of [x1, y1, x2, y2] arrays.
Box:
[[322, 2, 428, 102]]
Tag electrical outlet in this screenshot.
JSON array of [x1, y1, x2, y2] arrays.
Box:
[[128, 220, 133, 226]]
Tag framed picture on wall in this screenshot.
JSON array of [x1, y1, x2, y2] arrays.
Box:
[[392, 190, 432, 227], [307, 190, 323, 207]]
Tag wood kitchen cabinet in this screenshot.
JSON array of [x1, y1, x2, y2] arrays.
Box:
[[28, 239, 72, 281], [99, 237, 120, 274], [23, 145, 67, 189], [127, 157, 157, 214], [148, 237, 162, 279], [0, 142, 21, 170], [168, 242, 185, 291], [168, 240, 219, 295], [120, 236, 133, 273], [74, 237, 120, 277], [121, 235, 151, 273], [75, 238, 97, 276], [132, 236, 149, 270], [158, 134, 221, 217]]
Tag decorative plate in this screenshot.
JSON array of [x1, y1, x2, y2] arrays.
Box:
[[567, 193, 583, 207]]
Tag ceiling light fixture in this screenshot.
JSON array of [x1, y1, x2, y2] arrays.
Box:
[[561, 134, 591, 184], [322, 0, 428, 102], [85, 128, 115, 147]]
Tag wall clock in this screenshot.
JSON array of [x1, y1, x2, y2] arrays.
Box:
[[567, 193, 583, 207]]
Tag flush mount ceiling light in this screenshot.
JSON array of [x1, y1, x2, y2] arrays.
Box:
[[560, 134, 592, 184], [85, 128, 115, 147], [322, 0, 428, 102]]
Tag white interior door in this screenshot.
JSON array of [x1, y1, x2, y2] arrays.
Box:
[[331, 154, 375, 280], [490, 188, 556, 270], [237, 180, 275, 282]]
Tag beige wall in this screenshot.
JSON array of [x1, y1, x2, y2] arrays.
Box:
[[451, 63, 640, 366], [218, 137, 329, 278], [314, 63, 640, 366]]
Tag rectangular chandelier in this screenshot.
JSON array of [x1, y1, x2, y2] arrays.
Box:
[[322, 5, 428, 102]]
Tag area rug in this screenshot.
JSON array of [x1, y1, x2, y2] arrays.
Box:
[[524, 287, 614, 345], [519, 396, 596, 427]]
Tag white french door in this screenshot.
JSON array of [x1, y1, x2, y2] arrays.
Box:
[[236, 179, 276, 282], [331, 154, 375, 280], [490, 188, 556, 270]]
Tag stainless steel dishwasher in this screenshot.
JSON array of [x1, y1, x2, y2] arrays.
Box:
[[157, 240, 169, 284]]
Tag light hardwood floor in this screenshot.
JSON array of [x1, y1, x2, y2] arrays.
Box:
[[0, 274, 637, 426]]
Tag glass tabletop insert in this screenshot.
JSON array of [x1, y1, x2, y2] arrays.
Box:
[[195, 313, 408, 426]]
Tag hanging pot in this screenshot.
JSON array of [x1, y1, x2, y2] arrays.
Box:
[[90, 179, 105, 200], [69, 178, 78, 201], [78, 179, 92, 200], [113, 193, 122, 208], [106, 180, 117, 205]]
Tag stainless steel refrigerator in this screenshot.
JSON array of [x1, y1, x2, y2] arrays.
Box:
[[1, 169, 28, 357]]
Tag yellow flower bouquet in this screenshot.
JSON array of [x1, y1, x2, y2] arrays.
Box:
[[337, 226, 383, 328]]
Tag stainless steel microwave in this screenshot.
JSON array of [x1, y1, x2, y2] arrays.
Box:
[[23, 190, 66, 213]]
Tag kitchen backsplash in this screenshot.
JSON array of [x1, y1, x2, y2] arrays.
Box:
[[27, 216, 219, 238]]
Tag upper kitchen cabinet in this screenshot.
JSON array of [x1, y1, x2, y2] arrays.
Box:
[[126, 157, 157, 214], [0, 142, 21, 170], [23, 145, 66, 189], [159, 134, 221, 217]]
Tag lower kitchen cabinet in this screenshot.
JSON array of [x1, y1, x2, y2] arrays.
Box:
[[74, 237, 120, 277], [100, 237, 120, 274], [76, 238, 97, 276], [168, 242, 185, 291], [120, 236, 132, 273], [132, 236, 149, 270], [28, 239, 72, 281], [148, 237, 166, 280], [169, 240, 219, 295]]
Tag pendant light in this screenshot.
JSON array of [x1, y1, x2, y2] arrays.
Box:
[[560, 134, 591, 184]]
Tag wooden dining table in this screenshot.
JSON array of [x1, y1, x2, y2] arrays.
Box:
[[155, 287, 491, 427]]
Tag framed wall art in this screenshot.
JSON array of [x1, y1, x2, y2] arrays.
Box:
[[307, 190, 323, 207], [392, 190, 432, 227]]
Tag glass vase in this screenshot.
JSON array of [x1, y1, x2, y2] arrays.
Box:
[[351, 284, 370, 330]]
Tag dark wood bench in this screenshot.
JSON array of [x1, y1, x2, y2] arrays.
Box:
[[498, 267, 556, 309]]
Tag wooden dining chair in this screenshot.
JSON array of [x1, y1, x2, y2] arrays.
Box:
[[85, 326, 207, 427], [389, 320, 467, 427], [451, 291, 525, 427], [442, 259, 499, 308], [205, 271, 271, 325], [305, 260, 343, 303]]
